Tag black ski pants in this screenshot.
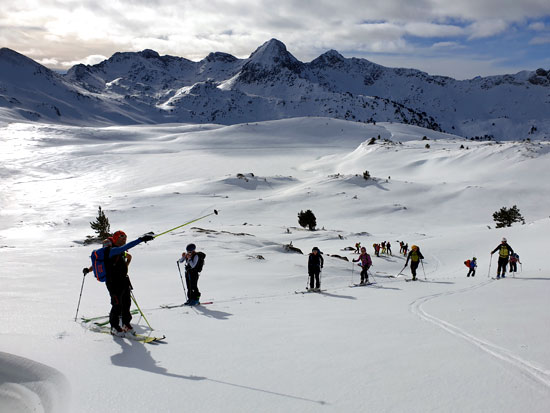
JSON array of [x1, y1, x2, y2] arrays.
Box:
[[467, 269, 476, 277], [497, 257, 508, 276], [309, 270, 320, 289], [360, 267, 369, 283], [186, 270, 201, 301], [107, 284, 132, 330], [410, 261, 420, 279], [509, 262, 517, 273]]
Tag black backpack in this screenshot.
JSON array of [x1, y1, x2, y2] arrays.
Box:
[[195, 251, 206, 272]]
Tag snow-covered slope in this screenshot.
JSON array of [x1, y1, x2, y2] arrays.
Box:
[[1, 117, 549, 412], [1, 40, 549, 139]]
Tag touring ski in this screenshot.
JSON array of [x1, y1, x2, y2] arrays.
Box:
[[160, 301, 213, 309], [295, 289, 327, 294], [86, 324, 165, 343], [350, 282, 376, 287]]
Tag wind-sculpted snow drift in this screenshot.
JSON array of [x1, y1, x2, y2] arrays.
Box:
[[0, 352, 70, 413]]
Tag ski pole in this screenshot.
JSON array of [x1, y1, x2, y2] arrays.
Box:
[[487, 254, 493, 278], [74, 271, 87, 322], [421, 260, 426, 280], [351, 262, 355, 285], [154, 210, 219, 238], [177, 261, 187, 298], [395, 264, 407, 277], [130, 291, 153, 330]]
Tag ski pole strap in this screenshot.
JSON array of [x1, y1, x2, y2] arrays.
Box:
[[154, 210, 218, 238]]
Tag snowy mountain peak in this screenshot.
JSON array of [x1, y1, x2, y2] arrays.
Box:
[[203, 52, 238, 63], [138, 49, 161, 59], [247, 38, 300, 67], [0, 47, 42, 69], [310, 49, 347, 67]]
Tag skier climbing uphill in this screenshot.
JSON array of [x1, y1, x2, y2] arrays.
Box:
[[352, 246, 372, 285], [405, 245, 424, 281], [491, 237, 514, 279], [464, 257, 477, 277]]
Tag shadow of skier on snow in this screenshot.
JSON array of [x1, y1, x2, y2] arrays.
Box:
[[191, 305, 233, 320], [319, 291, 357, 300], [110, 338, 206, 381], [110, 340, 328, 405]]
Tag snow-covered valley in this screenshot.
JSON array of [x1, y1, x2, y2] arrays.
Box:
[[1, 117, 549, 412]]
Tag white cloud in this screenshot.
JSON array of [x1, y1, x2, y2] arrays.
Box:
[[61, 54, 108, 67], [467, 19, 509, 39], [36, 57, 59, 66], [529, 35, 550, 45], [528, 22, 547, 31], [431, 41, 466, 49], [0, 0, 549, 76]]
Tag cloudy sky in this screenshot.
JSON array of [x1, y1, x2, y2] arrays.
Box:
[[1, 0, 550, 79]]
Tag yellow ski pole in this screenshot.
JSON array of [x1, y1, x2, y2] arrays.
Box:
[[154, 210, 219, 238]]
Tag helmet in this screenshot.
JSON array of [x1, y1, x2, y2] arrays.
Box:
[[411, 245, 418, 250], [502, 237, 507, 242], [312, 247, 319, 252], [473, 257, 477, 260], [186, 243, 196, 252], [112, 231, 127, 244]]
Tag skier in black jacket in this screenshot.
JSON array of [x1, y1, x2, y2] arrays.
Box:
[[308, 247, 324, 291], [491, 237, 513, 279], [105, 230, 154, 335]]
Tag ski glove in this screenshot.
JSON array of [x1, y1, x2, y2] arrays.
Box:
[[83, 267, 90, 275], [140, 232, 155, 243]]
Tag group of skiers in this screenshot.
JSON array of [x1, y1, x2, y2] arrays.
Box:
[[83, 230, 205, 337], [311, 236, 521, 291], [83, 229, 521, 335], [309, 242, 424, 289], [371, 241, 394, 257], [463, 238, 521, 279]]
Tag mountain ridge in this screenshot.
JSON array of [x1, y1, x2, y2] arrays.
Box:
[[0, 40, 548, 140]]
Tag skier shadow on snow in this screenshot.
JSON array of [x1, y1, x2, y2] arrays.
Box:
[[507, 276, 550, 281], [111, 339, 327, 405], [110, 339, 206, 381], [418, 280, 454, 285], [191, 305, 233, 320], [368, 284, 401, 291], [320, 291, 357, 300]]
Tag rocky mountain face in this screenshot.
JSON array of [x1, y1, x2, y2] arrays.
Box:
[[1, 39, 549, 140]]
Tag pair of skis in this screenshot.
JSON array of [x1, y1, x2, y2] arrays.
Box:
[[87, 324, 166, 343]]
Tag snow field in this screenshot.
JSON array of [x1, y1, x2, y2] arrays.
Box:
[[0, 117, 549, 412]]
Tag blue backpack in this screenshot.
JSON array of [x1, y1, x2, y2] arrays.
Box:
[[90, 247, 110, 282]]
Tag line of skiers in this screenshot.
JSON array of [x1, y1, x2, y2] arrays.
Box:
[[371, 241, 394, 257], [83, 230, 206, 336], [464, 238, 521, 278], [84, 230, 520, 334]]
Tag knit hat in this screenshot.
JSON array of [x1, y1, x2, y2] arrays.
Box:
[[186, 243, 196, 252]]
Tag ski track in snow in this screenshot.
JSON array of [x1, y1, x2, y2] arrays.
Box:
[[410, 280, 550, 390]]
